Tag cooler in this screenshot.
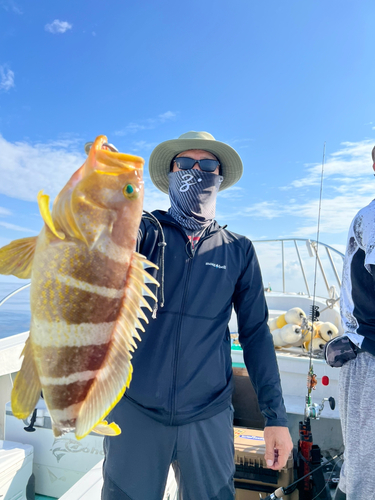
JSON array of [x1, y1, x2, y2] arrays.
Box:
[[5, 398, 105, 498], [234, 427, 298, 500], [0, 440, 34, 500]]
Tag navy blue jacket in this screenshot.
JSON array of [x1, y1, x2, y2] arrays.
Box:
[[124, 210, 288, 427]]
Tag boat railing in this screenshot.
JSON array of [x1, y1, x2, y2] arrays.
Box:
[[0, 282, 31, 310], [0, 239, 344, 308], [252, 238, 344, 299]]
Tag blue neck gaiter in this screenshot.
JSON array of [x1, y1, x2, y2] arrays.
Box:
[[167, 170, 223, 230]]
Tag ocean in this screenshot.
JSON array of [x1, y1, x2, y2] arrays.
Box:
[[0, 283, 31, 339]]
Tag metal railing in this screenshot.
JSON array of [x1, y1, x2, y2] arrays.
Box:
[[0, 283, 31, 309], [252, 238, 344, 298]]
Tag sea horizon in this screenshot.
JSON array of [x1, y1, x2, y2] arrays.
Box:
[[0, 282, 31, 340]]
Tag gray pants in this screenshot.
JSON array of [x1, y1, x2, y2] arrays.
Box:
[[102, 397, 235, 500], [338, 351, 375, 500]]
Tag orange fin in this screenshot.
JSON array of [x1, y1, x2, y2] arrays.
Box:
[[11, 338, 42, 419], [0, 236, 38, 279], [92, 420, 121, 436], [75, 252, 159, 440], [37, 191, 65, 240]]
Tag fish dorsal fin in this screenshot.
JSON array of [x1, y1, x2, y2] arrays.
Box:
[[0, 236, 38, 279], [37, 191, 65, 240], [74, 252, 159, 440], [11, 337, 42, 419]]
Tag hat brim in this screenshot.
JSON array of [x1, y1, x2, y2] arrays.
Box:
[[148, 138, 243, 194]]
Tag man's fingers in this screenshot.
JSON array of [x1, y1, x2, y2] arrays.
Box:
[[263, 426, 293, 470], [275, 447, 290, 468], [264, 442, 277, 467]]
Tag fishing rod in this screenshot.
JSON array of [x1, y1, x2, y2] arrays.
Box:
[[261, 452, 343, 499], [304, 142, 327, 421], [297, 143, 338, 500]]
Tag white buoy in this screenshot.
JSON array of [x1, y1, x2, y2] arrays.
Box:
[[268, 317, 279, 332], [276, 313, 287, 329], [279, 324, 303, 346], [304, 336, 327, 353], [319, 322, 339, 342], [285, 307, 306, 326], [271, 328, 290, 347], [301, 321, 314, 343]]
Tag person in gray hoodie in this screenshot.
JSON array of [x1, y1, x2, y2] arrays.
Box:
[[102, 131, 293, 500]]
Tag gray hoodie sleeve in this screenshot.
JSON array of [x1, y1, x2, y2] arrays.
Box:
[[233, 240, 288, 427]]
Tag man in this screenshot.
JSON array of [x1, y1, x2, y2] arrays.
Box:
[[102, 131, 292, 500], [334, 146, 375, 500]]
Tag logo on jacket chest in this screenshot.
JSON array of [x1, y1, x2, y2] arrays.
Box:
[[206, 262, 226, 270]]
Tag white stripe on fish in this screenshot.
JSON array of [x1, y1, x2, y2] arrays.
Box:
[[39, 370, 98, 386], [50, 402, 83, 421], [57, 274, 125, 299], [31, 319, 114, 348], [96, 238, 131, 265]]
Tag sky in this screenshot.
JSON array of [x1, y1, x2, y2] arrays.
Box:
[[1, 0, 375, 288]]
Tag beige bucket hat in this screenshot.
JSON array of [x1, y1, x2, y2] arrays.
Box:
[[148, 131, 243, 193]]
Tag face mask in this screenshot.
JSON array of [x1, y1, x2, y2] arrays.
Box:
[[167, 170, 223, 230]]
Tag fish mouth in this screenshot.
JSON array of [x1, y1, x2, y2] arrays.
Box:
[[85, 137, 144, 171]]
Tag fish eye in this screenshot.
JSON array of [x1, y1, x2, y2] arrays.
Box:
[[123, 184, 139, 199]]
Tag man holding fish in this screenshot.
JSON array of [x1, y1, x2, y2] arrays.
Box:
[[0, 131, 292, 500], [101, 131, 292, 499]]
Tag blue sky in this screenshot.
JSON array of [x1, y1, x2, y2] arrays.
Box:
[[1, 0, 375, 287]]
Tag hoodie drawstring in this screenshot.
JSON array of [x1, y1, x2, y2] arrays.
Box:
[[142, 211, 167, 318]]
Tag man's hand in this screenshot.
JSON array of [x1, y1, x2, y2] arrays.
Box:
[[264, 426, 293, 470]]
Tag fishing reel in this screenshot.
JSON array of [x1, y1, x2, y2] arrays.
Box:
[[305, 396, 335, 420]]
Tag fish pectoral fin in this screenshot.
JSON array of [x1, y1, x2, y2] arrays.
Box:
[[11, 338, 42, 419], [37, 191, 65, 240], [92, 420, 121, 436], [0, 236, 38, 279]]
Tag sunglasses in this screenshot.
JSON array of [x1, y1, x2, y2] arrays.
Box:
[[173, 157, 220, 173]]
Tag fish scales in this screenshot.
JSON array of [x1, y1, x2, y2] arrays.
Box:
[[0, 135, 159, 439]]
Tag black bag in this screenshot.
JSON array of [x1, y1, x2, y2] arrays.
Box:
[[324, 335, 358, 368]]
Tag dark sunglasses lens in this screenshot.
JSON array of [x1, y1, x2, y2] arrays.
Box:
[[174, 158, 196, 170], [199, 159, 220, 172]]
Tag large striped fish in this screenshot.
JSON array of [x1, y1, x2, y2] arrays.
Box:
[[0, 135, 158, 439]]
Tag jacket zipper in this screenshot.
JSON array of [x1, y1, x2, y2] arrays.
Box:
[[153, 216, 224, 425], [169, 254, 193, 425]]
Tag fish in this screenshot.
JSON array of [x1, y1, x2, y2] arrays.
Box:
[[0, 135, 159, 440]]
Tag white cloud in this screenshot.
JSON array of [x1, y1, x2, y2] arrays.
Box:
[[1, 0, 22, 14], [289, 140, 374, 188], [0, 135, 169, 214], [0, 135, 86, 202], [0, 207, 11, 216], [131, 140, 157, 152], [239, 193, 372, 238], [218, 186, 244, 199], [0, 65, 15, 91], [243, 201, 282, 219], [0, 221, 36, 233], [251, 240, 344, 298], [143, 180, 170, 213], [228, 138, 253, 149], [45, 20, 72, 34], [159, 111, 176, 122], [233, 137, 375, 241], [115, 111, 177, 136]]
